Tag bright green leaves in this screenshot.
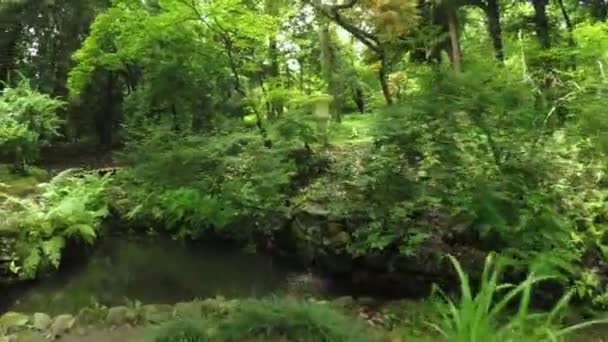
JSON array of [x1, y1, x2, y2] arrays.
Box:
[[68, 5, 150, 98], [0, 80, 64, 172], [117, 129, 296, 239], [1, 172, 110, 279]]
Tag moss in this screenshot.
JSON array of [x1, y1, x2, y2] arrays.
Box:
[[0, 164, 49, 197]]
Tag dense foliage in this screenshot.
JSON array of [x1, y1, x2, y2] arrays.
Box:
[[3, 0, 608, 337], [0, 171, 109, 278], [0, 80, 64, 173]]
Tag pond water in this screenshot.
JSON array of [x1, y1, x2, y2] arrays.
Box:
[[0, 237, 300, 315]]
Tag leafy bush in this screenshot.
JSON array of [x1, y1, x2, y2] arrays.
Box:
[[0, 80, 64, 173], [0, 170, 110, 278], [149, 319, 209, 342], [218, 298, 369, 342], [351, 61, 595, 271], [428, 253, 608, 342], [115, 128, 296, 239]]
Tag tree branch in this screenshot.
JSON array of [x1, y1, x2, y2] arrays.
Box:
[[304, 0, 381, 53]]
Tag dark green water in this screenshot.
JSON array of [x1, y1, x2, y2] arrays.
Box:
[[1, 237, 299, 315]]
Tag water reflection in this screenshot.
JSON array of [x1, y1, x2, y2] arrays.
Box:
[[2, 237, 297, 314]]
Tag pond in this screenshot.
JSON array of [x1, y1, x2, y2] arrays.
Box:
[[0, 237, 300, 315]]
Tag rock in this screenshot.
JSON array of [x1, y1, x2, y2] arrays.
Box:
[[174, 301, 203, 319], [0, 312, 29, 333], [76, 308, 100, 326], [357, 297, 378, 307], [106, 306, 131, 326], [329, 231, 350, 246], [32, 313, 51, 331], [327, 222, 345, 235], [302, 203, 330, 217], [140, 305, 174, 323], [75, 327, 87, 336], [332, 296, 355, 309], [363, 253, 389, 271], [317, 252, 353, 274], [49, 314, 75, 337]]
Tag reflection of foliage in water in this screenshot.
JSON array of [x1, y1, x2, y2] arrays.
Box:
[[6, 237, 295, 315]]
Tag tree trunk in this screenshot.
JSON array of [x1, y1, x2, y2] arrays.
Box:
[[446, 9, 462, 72], [318, 15, 342, 121], [590, 0, 607, 22], [556, 0, 575, 46], [484, 0, 504, 61], [354, 86, 365, 113], [95, 72, 115, 151], [379, 53, 393, 105], [268, 38, 283, 118], [0, 3, 22, 91], [532, 0, 551, 49], [0, 26, 19, 90]]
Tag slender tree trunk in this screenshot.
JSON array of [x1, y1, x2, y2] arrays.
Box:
[[446, 8, 462, 72], [532, 0, 551, 49], [557, 0, 575, 46], [318, 14, 342, 122], [268, 38, 283, 117], [354, 86, 365, 113], [557, 0, 576, 69], [96, 72, 115, 150], [484, 0, 504, 61], [379, 53, 393, 105]]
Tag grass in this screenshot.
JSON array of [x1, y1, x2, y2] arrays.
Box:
[[146, 319, 210, 342], [428, 253, 608, 342], [243, 112, 376, 147], [329, 113, 375, 146], [217, 297, 370, 342]]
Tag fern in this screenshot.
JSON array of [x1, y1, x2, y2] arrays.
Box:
[[1, 172, 110, 278], [41, 236, 66, 268]]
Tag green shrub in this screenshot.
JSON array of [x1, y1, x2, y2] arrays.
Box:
[[115, 128, 296, 239], [218, 298, 369, 342], [150, 319, 209, 342], [0, 79, 64, 173]]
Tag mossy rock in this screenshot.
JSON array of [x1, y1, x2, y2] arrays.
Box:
[[49, 314, 75, 337], [76, 307, 104, 326], [0, 312, 29, 333], [140, 304, 175, 324], [106, 306, 136, 325], [331, 296, 356, 310], [32, 313, 51, 331], [329, 231, 350, 247], [174, 301, 204, 319]]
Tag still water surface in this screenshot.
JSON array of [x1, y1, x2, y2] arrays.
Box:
[[2, 237, 298, 315]]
